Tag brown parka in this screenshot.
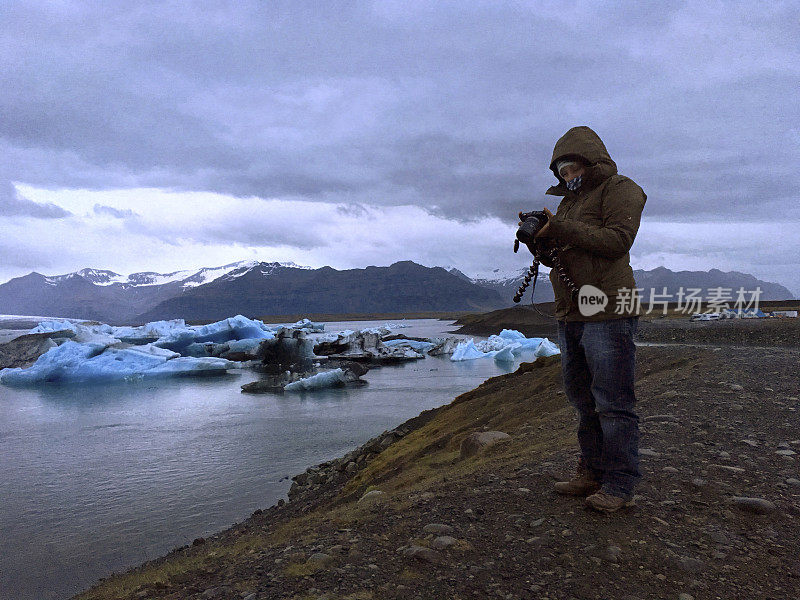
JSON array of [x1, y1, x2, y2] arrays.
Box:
[[536, 126, 647, 321]]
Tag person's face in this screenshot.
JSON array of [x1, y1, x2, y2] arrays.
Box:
[[559, 162, 585, 182]]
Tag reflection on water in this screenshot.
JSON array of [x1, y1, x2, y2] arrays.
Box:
[[0, 319, 536, 600]]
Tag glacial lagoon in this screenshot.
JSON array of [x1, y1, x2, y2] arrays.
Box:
[[0, 318, 553, 600]]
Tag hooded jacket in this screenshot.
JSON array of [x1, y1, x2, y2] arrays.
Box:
[[536, 126, 647, 321]]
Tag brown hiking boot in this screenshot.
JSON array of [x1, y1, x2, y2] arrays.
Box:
[[585, 491, 636, 513], [553, 468, 602, 496]]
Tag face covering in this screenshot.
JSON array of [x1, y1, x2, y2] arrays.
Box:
[[565, 174, 583, 192]]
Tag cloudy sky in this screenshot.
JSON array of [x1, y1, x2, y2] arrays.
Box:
[[1, 1, 798, 295]]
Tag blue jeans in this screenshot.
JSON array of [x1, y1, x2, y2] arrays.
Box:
[[557, 317, 641, 499]]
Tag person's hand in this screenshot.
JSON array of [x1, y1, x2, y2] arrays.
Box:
[[534, 207, 554, 238]]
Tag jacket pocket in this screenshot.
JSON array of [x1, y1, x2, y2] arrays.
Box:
[[564, 248, 600, 289]]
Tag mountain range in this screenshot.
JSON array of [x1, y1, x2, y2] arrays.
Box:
[[0, 260, 793, 324]]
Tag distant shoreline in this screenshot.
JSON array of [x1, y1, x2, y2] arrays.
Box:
[[235, 310, 477, 326]]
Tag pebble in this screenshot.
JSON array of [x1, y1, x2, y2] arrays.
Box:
[[662, 466, 679, 473], [307, 552, 334, 566], [709, 464, 745, 473], [730, 496, 776, 514], [525, 535, 552, 548], [677, 556, 705, 574], [690, 478, 706, 488], [423, 523, 455, 534], [741, 439, 758, 447], [643, 414, 680, 422], [402, 545, 443, 564], [775, 449, 797, 456], [357, 490, 385, 503], [786, 478, 800, 487], [639, 448, 660, 457], [605, 545, 622, 562], [431, 535, 457, 550], [678, 594, 695, 600], [707, 530, 730, 545]]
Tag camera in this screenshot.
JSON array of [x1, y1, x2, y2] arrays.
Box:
[[512, 209, 580, 304], [515, 210, 549, 250]]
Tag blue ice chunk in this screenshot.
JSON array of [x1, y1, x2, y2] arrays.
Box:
[[292, 318, 325, 332], [534, 339, 560, 357], [451, 339, 490, 361], [0, 340, 232, 385], [284, 369, 347, 391], [155, 315, 274, 352], [493, 346, 516, 363], [29, 320, 78, 334], [451, 332, 560, 362], [382, 338, 435, 352]]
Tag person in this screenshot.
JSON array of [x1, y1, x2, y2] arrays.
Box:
[[531, 125, 647, 513]]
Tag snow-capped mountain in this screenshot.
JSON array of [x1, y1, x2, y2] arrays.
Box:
[[2, 260, 790, 325], [42, 261, 310, 289], [0, 261, 503, 324], [448, 265, 794, 307], [449, 266, 555, 304]]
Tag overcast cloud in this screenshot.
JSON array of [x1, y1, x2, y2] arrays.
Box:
[[1, 1, 798, 294], [0, 179, 72, 219]]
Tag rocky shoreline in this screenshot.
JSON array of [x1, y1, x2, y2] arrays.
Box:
[[71, 314, 800, 600]]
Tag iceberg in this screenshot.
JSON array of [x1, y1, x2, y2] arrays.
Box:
[[291, 318, 325, 333], [450, 332, 560, 362], [225, 338, 266, 354], [492, 345, 517, 363], [535, 339, 560, 357], [0, 340, 234, 385], [451, 339, 493, 361], [154, 315, 275, 352], [2, 315, 345, 386], [29, 320, 78, 335], [381, 338, 435, 353], [284, 368, 348, 392], [114, 319, 189, 343]]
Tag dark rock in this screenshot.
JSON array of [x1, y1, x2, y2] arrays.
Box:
[[241, 378, 287, 394], [423, 523, 455, 535], [676, 556, 705, 574], [730, 496, 776, 514], [0, 331, 70, 369], [431, 535, 457, 550]]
